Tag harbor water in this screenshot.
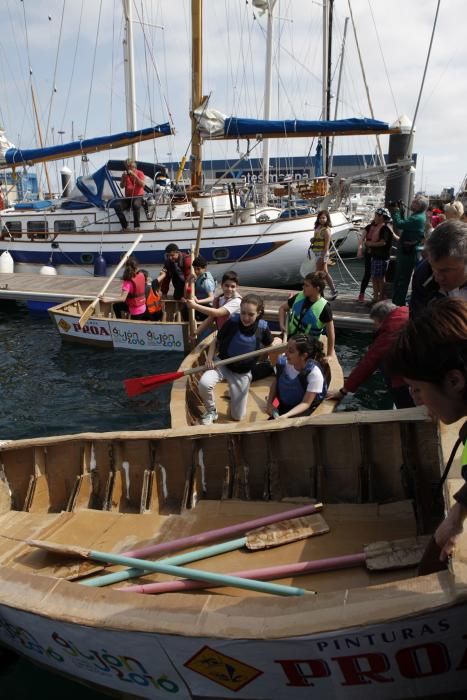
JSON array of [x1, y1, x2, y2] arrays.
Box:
[[0, 259, 393, 697]]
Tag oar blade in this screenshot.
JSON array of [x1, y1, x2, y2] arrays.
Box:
[[26, 539, 91, 559], [245, 514, 329, 550], [364, 535, 432, 571], [124, 370, 185, 397], [78, 302, 96, 329]]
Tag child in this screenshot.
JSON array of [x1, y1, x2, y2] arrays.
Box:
[[278, 271, 335, 356], [192, 255, 216, 319], [310, 210, 338, 299], [140, 270, 163, 321], [198, 294, 274, 425], [187, 270, 242, 341], [266, 334, 329, 419], [115, 256, 147, 319]]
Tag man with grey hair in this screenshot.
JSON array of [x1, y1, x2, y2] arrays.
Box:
[[410, 219, 467, 318], [390, 196, 428, 306], [327, 300, 413, 408]]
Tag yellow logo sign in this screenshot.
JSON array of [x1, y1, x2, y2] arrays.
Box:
[[184, 645, 262, 691], [58, 318, 71, 332]]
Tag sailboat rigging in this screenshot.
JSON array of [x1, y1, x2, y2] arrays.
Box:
[[0, 0, 401, 286]]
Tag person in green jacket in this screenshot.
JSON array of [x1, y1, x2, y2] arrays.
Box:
[[390, 196, 428, 306]]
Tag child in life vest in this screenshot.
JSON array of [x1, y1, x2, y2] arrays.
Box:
[[310, 210, 338, 299], [140, 270, 163, 321], [198, 294, 273, 425], [187, 270, 242, 342], [266, 334, 330, 419]]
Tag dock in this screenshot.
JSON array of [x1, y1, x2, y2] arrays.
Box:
[[0, 272, 123, 303], [0, 273, 373, 331]]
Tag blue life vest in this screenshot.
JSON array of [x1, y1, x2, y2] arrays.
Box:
[[195, 271, 215, 300], [275, 355, 326, 412], [218, 315, 269, 373]]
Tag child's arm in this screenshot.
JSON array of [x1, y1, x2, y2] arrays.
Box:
[[265, 377, 277, 417], [281, 392, 317, 419], [325, 320, 335, 356], [278, 301, 289, 334], [323, 227, 332, 255]]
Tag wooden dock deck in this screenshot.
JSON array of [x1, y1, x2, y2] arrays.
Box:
[[240, 285, 373, 331], [0, 272, 123, 302], [0, 273, 373, 331]]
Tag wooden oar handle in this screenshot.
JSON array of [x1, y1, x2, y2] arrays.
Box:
[[184, 341, 288, 377]]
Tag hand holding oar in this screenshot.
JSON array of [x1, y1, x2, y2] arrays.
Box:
[[124, 340, 288, 397], [78, 233, 143, 328]]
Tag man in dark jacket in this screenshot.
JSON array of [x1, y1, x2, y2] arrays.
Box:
[[410, 219, 467, 318], [326, 301, 413, 408]]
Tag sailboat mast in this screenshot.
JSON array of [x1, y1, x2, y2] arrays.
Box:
[[191, 0, 203, 192], [123, 0, 138, 161], [261, 0, 277, 204], [322, 0, 329, 170], [325, 0, 334, 174]]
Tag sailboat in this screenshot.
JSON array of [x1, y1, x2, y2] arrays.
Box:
[[0, 1, 399, 287]]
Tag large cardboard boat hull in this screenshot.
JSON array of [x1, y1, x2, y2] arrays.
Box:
[[0, 412, 465, 699]]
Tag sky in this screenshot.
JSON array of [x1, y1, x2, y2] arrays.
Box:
[[0, 0, 464, 195]]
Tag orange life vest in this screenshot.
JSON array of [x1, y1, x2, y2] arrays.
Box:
[[147, 287, 162, 314]]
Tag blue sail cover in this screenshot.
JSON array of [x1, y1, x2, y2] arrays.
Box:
[[2, 123, 172, 168], [221, 117, 395, 139]]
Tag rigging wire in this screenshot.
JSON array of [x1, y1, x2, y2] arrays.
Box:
[[407, 0, 441, 149], [59, 0, 84, 132], [83, 0, 103, 137], [366, 0, 398, 116], [44, 0, 66, 150]]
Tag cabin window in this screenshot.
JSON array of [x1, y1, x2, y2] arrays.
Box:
[[27, 221, 48, 233], [80, 253, 94, 264], [212, 247, 230, 261], [54, 220, 76, 232], [6, 221, 21, 234]]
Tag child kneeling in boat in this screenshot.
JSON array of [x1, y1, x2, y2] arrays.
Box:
[[266, 334, 330, 419], [198, 294, 274, 425]]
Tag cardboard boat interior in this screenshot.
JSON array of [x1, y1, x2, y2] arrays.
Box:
[[0, 408, 465, 640]]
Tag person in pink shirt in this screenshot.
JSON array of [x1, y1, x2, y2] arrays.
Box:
[[114, 158, 146, 231], [116, 256, 147, 319]]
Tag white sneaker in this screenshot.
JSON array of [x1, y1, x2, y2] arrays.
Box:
[[200, 410, 218, 425]]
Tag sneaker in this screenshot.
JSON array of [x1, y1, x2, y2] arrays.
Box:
[[357, 293, 364, 302], [200, 410, 218, 425], [328, 289, 338, 301]]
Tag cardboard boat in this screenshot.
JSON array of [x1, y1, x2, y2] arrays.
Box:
[[48, 297, 190, 352], [0, 409, 465, 699]]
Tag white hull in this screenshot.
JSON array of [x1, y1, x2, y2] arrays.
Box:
[[0, 207, 350, 287]]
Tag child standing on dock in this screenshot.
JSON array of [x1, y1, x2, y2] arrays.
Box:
[[310, 210, 338, 300], [198, 294, 274, 425], [266, 334, 329, 419]]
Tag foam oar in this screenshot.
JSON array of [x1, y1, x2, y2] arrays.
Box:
[[120, 502, 322, 558], [78, 233, 143, 328], [124, 341, 287, 396], [81, 512, 328, 587], [119, 536, 430, 595], [25, 540, 309, 597]]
